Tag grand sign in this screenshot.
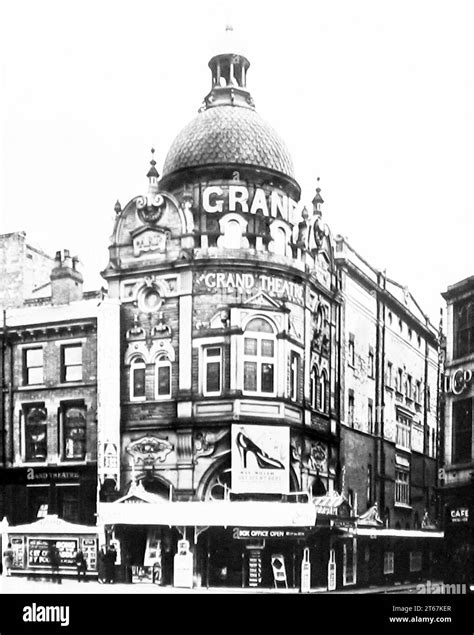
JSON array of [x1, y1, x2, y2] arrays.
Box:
[[200, 184, 299, 224], [194, 271, 304, 305]]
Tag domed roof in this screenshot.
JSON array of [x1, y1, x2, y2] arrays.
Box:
[[162, 105, 295, 180]]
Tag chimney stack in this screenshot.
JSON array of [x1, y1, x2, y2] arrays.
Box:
[[50, 249, 84, 305]]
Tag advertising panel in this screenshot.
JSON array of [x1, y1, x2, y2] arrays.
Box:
[[27, 538, 78, 568], [231, 424, 289, 494]]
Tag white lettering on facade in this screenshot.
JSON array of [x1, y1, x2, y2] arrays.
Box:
[[199, 271, 303, 303], [202, 186, 224, 213], [201, 185, 298, 223]]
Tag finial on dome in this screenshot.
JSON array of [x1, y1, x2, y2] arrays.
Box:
[[312, 177, 324, 214], [114, 200, 122, 215], [147, 147, 159, 179]]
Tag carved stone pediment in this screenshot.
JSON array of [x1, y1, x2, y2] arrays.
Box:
[[126, 436, 174, 466], [131, 226, 170, 257]]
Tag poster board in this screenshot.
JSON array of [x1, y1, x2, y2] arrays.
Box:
[[11, 536, 25, 569], [81, 538, 97, 571], [27, 537, 78, 568]]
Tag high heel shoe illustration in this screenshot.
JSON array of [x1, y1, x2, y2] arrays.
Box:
[[236, 431, 284, 469]]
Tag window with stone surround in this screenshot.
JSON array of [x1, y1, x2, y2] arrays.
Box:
[[130, 357, 146, 401], [203, 346, 222, 396], [61, 343, 82, 382], [395, 469, 410, 505], [23, 347, 44, 385], [23, 404, 47, 462], [61, 401, 86, 460], [243, 318, 275, 395], [452, 398, 472, 464], [155, 355, 172, 399]]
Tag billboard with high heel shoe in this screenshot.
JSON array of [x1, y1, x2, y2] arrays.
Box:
[[231, 425, 289, 494]]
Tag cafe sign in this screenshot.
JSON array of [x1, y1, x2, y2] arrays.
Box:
[[450, 507, 469, 523]]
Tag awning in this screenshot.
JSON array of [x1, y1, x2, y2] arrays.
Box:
[[355, 527, 444, 539], [97, 500, 317, 528], [6, 514, 98, 535]]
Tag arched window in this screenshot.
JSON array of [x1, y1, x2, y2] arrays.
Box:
[[319, 371, 328, 413], [243, 318, 276, 395], [310, 366, 318, 409], [24, 405, 47, 462], [273, 227, 287, 256], [223, 219, 242, 249], [130, 357, 146, 401], [155, 356, 171, 399]]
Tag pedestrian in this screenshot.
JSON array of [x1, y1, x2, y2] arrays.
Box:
[[2, 542, 14, 577], [105, 544, 117, 584], [97, 544, 107, 583], [48, 543, 62, 584], [74, 549, 87, 582]]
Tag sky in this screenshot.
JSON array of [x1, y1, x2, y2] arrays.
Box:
[[1, 0, 473, 324]]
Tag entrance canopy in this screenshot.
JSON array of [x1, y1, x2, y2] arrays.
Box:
[[98, 500, 316, 528], [6, 514, 98, 535]]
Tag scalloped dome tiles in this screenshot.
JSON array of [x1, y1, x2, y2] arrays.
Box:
[[162, 105, 295, 180]]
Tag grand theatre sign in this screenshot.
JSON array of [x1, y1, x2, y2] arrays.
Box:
[[194, 271, 304, 305]]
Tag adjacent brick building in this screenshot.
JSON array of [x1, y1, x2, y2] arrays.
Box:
[[0, 250, 100, 526]]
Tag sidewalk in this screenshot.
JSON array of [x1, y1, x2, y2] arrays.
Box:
[[0, 575, 430, 595]]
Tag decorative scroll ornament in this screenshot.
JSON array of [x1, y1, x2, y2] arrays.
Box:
[[126, 436, 174, 467], [136, 192, 166, 225], [307, 442, 328, 474], [194, 430, 229, 461]]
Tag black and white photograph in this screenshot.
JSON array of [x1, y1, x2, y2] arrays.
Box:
[[0, 0, 473, 633]]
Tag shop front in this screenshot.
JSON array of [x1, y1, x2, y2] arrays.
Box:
[[1, 514, 98, 579], [97, 490, 317, 589]]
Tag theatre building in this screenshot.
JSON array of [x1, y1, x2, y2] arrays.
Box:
[[0, 250, 100, 528], [335, 237, 443, 585], [97, 47, 344, 588], [441, 276, 474, 584]]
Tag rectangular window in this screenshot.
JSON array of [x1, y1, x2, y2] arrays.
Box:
[[131, 360, 146, 400], [368, 399, 374, 434], [452, 398, 473, 463], [348, 390, 354, 427], [24, 348, 43, 385], [397, 368, 403, 393], [367, 464, 373, 505], [244, 362, 257, 392], [261, 363, 274, 393], [24, 404, 47, 462], [454, 300, 474, 358], [368, 348, 374, 378], [426, 384, 431, 411], [383, 551, 394, 574], [204, 347, 222, 395], [409, 551, 422, 572], [61, 344, 82, 382], [406, 374, 413, 400], [415, 380, 421, 403], [396, 413, 411, 449], [157, 363, 171, 397], [395, 469, 410, 505], [348, 334, 355, 367], [386, 361, 393, 388], [290, 351, 300, 401], [62, 402, 86, 460]]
